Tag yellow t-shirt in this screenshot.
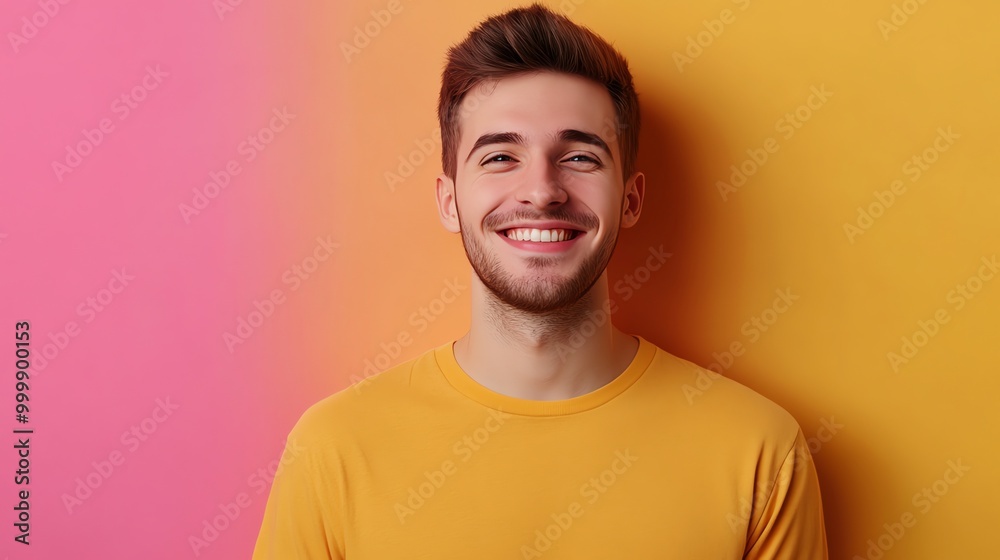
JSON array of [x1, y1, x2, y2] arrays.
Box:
[[252, 335, 828, 559]]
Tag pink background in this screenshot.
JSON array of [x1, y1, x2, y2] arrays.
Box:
[[3, 1, 354, 558]]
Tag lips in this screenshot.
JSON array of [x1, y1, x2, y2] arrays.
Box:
[[502, 227, 581, 243], [495, 228, 585, 254]]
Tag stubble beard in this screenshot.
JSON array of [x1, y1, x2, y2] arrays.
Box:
[[457, 213, 619, 316]]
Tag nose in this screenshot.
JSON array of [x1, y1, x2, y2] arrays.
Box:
[[514, 158, 568, 209]]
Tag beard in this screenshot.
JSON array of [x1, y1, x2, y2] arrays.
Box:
[[456, 209, 619, 315]]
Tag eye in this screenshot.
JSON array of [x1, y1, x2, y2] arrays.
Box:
[[481, 153, 518, 168], [563, 153, 602, 169]]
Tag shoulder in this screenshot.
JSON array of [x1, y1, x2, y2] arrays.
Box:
[[644, 340, 804, 448], [285, 343, 440, 448]]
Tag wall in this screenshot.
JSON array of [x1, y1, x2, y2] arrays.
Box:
[[2, 0, 996, 558]]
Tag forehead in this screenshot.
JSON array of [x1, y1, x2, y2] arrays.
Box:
[[457, 71, 618, 151]]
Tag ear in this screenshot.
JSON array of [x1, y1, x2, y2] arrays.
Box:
[[620, 171, 645, 228], [436, 173, 461, 233]]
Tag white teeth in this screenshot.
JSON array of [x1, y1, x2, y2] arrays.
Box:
[[504, 228, 576, 242]]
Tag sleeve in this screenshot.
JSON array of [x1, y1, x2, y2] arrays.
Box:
[[251, 428, 346, 560], [743, 429, 829, 559]]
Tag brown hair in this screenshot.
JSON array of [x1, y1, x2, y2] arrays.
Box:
[[437, 3, 640, 182]]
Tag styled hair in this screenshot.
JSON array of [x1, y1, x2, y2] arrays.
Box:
[[437, 3, 640, 182]]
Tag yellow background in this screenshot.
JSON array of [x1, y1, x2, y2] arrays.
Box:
[[321, 1, 999, 556]]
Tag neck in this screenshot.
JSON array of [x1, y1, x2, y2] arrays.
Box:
[[453, 272, 639, 400]]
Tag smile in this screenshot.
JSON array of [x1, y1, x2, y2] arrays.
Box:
[[497, 228, 584, 253], [503, 228, 580, 242]]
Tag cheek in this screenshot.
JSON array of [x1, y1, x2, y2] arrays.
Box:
[[577, 186, 622, 215], [593, 198, 625, 230], [460, 182, 509, 213], [455, 198, 500, 233], [470, 173, 515, 192]]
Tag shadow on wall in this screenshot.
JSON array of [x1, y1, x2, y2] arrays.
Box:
[[608, 86, 738, 358], [607, 87, 859, 556]]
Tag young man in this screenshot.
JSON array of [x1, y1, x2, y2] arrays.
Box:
[[253, 4, 828, 558]]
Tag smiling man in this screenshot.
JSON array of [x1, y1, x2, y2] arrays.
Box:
[[253, 4, 828, 559], [440, 68, 643, 399]]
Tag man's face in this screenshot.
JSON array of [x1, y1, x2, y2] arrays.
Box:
[[437, 71, 642, 314]]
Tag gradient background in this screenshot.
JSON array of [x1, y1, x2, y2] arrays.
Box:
[[2, 0, 998, 558]]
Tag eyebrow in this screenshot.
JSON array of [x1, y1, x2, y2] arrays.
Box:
[[464, 129, 612, 163]]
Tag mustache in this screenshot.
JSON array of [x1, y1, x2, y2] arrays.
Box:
[[483, 209, 599, 231]]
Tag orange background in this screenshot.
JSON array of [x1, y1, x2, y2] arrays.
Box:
[[335, 1, 998, 557]]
